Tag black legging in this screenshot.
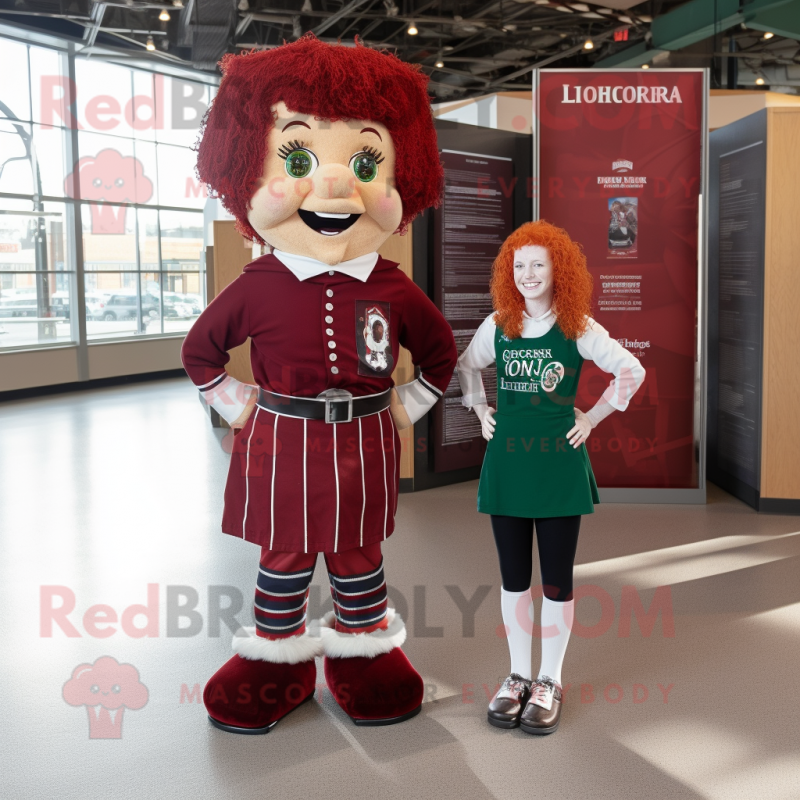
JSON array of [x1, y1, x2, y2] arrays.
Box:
[[491, 514, 581, 602]]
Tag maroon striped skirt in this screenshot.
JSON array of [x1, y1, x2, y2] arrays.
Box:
[[221, 406, 400, 552]]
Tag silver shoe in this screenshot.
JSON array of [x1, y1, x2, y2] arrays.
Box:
[[487, 673, 532, 729]]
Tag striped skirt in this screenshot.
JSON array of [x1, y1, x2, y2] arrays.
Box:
[[222, 406, 400, 552]]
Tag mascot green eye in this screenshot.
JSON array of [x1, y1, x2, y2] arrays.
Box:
[[281, 146, 318, 179], [350, 153, 379, 183]]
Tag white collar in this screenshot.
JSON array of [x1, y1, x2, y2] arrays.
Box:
[[272, 249, 379, 282], [523, 306, 555, 323]]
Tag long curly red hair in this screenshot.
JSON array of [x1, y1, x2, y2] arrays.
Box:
[[196, 35, 443, 243], [490, 220, 593, 340]]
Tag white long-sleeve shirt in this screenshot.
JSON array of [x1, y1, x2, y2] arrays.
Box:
[[457, 308, 645, 428]]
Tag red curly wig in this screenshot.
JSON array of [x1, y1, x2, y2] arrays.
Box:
[[490, 220, 593, 341], [196, 35, 443, 243]]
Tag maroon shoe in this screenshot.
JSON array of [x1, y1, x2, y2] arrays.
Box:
[[319, 610, 423, 726], [204, 629, 322, 734]]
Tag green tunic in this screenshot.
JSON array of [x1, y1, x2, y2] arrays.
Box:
[[477, 321, 599, 518]]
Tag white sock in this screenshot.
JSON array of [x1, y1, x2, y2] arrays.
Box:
[[501, 588, 533, 681], [537, 597, 574, 685]]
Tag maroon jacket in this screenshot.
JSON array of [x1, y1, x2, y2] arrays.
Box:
[[182, 254, 457, 552]]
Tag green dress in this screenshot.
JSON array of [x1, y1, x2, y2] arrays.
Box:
[[477, 321, 600, 518]]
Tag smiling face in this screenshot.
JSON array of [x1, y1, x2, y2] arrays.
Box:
[[247, 102, 404, 265], [513, 245, 553, 305]]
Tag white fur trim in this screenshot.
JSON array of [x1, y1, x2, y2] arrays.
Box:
[[232, 627, 323, 664], [316, 608, 407, 659]]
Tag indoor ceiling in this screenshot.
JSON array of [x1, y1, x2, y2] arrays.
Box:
[[1, 0, 799, 97]]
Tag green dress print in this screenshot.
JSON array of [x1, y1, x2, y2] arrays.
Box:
[[477, 321, 600, 518]]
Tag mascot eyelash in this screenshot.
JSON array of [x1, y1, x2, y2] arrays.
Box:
[[278, 140, 309, 159], [359, 145, 385, 164]]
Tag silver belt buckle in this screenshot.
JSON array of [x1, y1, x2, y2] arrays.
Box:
[[318, 388, 353, 424]]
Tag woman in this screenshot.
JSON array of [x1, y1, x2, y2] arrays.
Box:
[[457, 220, 645, 735]]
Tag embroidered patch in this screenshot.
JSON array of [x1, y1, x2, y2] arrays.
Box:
[[540, 362, 565, 393], [356, 300, 394, 376]]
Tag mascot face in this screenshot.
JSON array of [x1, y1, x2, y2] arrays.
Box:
[[247, 102, 404, 265]]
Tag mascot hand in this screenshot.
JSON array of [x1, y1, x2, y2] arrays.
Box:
[[231, 387, 258, 431], [474, 403, 497, 441]]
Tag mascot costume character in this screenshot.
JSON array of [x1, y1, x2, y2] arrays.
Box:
[[181, 35, 457, 734]]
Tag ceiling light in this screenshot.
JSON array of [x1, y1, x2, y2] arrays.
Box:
[[301, 0, 313, 12], [762, 31, 774, 39], [570, 3, 589, 10], [641, 63, 649, 69], [435, 59, 444, 68], [755, 76, 765, 85], [146, 36, 156, 50], [583, 38, 594, 49], [172, 0, 183, 6], [238, 0, 248, 9], [159, 8, 170, 20], [443, 45, 453, 51], [407, 21, 418, 35], [555, 5, 573, 11]]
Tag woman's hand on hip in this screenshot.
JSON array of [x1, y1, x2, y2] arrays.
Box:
[[567, 408, 592, 449], [474, 403, 497, 441]]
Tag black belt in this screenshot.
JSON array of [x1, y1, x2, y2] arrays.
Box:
[[257, 388, 391, 424]]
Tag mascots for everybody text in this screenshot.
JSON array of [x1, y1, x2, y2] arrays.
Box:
[[182, 36, 457, 734]]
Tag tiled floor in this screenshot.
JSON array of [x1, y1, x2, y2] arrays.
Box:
[[2, 377, 799, 799]]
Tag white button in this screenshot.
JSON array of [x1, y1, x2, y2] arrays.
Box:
[[326, 289, 334, 297], [325, 315, 333, 323], [328, 270, 335, 276], [329, 353, 337, 361], [326, 328, 334, 336], [325, 303, 333, 311], [331, 366, 339, 374], [328, 341, 336, 349]]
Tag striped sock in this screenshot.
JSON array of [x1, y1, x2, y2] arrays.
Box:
[[328, 561, 389, 634], [254, 563, 316, 640]]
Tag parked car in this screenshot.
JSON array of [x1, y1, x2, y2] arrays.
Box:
[[49, 292, 71, 320], [162, 292, 196, 318], [0, 296, 38, 318], [89, 291, 159, 322]]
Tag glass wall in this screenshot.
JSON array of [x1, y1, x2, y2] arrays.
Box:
[[0, 34, 215, 351]]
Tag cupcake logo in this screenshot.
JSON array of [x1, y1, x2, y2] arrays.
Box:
[[62, 656, 149, 739]]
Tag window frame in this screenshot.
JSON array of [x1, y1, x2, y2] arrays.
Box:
[[0, 27, 218, 355]]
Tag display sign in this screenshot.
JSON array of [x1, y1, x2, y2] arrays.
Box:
[[537, 69, 705, 489], [714, 142, 764, 488], [433, 150, 514, 473]]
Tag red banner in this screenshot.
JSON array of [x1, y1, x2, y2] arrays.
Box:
[[537, 69, 704, 489]]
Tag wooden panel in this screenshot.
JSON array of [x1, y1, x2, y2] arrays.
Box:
[[211, 221, 255, 385], [760, 108, 800, 499], [380, 230, 415, 481], [205, 221, 416, 480], [205, 245, 215, 307]]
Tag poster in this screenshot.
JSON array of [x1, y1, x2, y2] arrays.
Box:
[[433, 150, 514, 473], [537, 69, 705, 489]]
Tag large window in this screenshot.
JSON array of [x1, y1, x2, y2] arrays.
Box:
[[0, 34, 216, 351]]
